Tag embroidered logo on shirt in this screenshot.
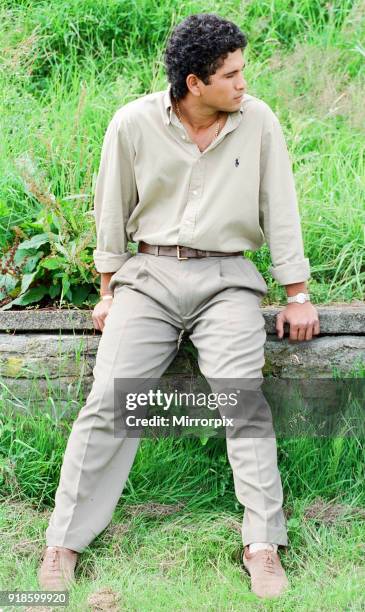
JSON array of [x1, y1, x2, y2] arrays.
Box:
[[235, 158, 240, 167]]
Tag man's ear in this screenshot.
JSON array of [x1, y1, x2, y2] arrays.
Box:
[[186, 74, 203, 97]]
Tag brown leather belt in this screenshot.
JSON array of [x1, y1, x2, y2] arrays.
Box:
[[138, 241, 243, 260]]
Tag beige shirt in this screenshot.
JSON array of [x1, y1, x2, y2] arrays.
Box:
[[93, 85, 310, 285]]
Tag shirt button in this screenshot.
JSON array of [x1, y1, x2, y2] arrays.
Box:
[[182, 135, 186, 140], [192, 190, 197, 196]]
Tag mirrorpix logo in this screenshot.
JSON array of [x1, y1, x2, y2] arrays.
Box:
[[235, 157, 240, 167]]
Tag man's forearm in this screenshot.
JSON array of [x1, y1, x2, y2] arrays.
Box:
[[284, 281, 308, 297], [100, 272, 114, 296]]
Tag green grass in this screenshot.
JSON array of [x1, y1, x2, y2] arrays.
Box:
[[1, 491, 365, 609], [0, 403, 364, 609], [1, 397, 364, 510], [0, 366, 364, 608]]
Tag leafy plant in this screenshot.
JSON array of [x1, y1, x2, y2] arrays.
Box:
[[0, 154, 99, 309]]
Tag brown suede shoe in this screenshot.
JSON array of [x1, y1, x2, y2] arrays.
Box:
[[38, 546, 78, 591], [242, 545, 289, 599]]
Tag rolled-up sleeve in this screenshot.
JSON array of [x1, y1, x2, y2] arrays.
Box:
[[258, 106, 311, 286], [92, 110, 138, 273]]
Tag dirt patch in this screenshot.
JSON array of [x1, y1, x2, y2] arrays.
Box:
[[25, 608, 53, 612], [87, 587, 121, 611], [13, 537, 43, 557], [105, 521, 132, 537], [123, 501, 185, 518], [304, 497, 365, 525], [221, 516, 242, 535]]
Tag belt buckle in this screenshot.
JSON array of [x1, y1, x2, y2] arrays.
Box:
[[177, 245, 188, 260]]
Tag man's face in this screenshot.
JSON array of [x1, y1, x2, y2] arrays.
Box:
[[197, 48, 247, 112]]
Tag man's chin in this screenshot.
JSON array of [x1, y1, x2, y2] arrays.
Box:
[[227, 94, 245, 109], [221, 98, 244, 112]]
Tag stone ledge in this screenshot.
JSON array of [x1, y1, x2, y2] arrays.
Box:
[[0, 303, 364, 334], [0, 303, 364, 407], [0, 333, 364, 380]]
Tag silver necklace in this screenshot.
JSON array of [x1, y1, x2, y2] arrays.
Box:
[[174, 98, 221, 141]]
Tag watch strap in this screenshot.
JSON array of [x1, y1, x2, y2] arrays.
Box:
[[287, 292, 311, 304]]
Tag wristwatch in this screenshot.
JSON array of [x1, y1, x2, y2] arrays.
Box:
[[287, 292, 311, 304]]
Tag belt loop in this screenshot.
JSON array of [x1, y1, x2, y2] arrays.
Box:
[[155, 245, 159, 256]]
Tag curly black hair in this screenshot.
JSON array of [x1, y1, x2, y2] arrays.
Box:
[[164, 13, 247, 100]]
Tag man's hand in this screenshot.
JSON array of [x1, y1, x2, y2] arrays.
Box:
[[92, 297, 113, 332], [276, 302, 320, 341]]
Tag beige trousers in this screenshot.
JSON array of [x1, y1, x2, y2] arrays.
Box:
[[46, 253, 288, 552]]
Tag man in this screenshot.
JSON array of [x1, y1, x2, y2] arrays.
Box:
[[39, 13, 320, 600]]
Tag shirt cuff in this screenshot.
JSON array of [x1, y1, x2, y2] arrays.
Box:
[[93, 250, 133, 273], [269, 258, 311, 285]]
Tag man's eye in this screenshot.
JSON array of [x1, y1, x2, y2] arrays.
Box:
[[226, 69, 245, 78]]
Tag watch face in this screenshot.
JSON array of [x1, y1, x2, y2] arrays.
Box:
[[297, 293, 306, 303]]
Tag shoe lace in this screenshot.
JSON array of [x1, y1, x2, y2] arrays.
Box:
[[262, 549, 276, 574], [48, 548, 60, 572]]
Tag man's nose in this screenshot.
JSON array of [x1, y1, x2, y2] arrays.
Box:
[[237, 75, 246, 91]]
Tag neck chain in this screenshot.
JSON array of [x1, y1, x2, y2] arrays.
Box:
[[173, 97, 221, 141]]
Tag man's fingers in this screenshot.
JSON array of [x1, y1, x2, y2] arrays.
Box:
[[297, 326, 306, 341], [99, 312, 110, 332], [92, 303, 112, 332], [305, 325, 313, 341], [93, 314, 106, 332], [93, 316, 101, 331], [289, 324, 299, 341], [299, 322, 318, 341], [276, 313, 284, 338], [278, 310, 320, 343]]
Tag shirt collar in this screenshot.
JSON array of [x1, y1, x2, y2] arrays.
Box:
[[163, 83, 244, 127]]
